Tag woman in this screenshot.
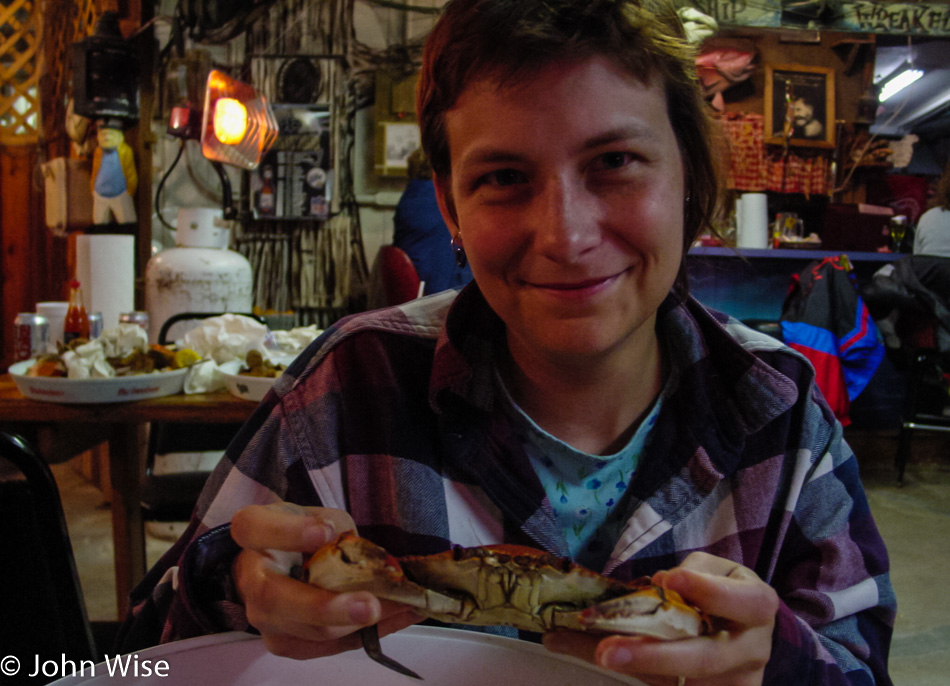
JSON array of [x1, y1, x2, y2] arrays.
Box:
[[121, 2, 894, 685], [913, 160, 950, 257]]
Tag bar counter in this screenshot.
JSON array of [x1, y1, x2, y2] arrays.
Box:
[[687, 246, 901, 321]]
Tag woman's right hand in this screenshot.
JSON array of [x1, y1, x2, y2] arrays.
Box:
[[231, 502, 422, 660]]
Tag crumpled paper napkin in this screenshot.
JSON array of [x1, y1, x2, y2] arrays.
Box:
[[62, 324, 149, 379], [179, 314, 270, 365], [179, 314, 321, 394], [178, 314, 269, 393]]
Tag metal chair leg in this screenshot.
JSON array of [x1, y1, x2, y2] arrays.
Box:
[[895, 424, 912, 486]]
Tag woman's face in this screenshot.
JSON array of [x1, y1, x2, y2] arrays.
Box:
[[436, 55, 686, 366]]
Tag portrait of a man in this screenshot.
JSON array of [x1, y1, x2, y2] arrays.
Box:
[[790, 89, 825, 139], [765, 64, 835, 148]]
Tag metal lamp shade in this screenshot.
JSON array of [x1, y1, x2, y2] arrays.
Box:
[[200, 69, 279, 170]]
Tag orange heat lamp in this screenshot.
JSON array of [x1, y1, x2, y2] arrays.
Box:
[[196, 69, 279, 219], [213, 98, 249, 145], [201, 69, 278, 169]]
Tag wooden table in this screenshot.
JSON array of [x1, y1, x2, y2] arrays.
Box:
[[0, 375, 257, 617]]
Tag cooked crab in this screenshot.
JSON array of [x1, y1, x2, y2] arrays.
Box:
[[305, 532, 710, 640]]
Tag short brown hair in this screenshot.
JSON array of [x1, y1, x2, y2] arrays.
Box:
[[417, 0, 721, 296], [932, 159, 950, 212]]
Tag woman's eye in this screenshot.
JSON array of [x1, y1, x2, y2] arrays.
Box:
[[483, 169, 526, 187], [592, 151, 635, 171]]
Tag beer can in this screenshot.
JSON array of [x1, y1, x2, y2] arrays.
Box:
[[88, 312, 103, 339], [13, 313, 49, 362], [119, 311, 150, 331]]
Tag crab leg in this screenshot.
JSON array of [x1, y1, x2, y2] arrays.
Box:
[[359, 624, 422, 680]]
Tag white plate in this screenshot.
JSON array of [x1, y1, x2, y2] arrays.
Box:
[[218, 357, 293, 402], [8, 360, 187, 404], [47, 627, 644, 686]]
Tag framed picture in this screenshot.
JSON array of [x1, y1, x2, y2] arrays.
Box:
[[374, 121, 421, 177], [764, 64, 835, 148]]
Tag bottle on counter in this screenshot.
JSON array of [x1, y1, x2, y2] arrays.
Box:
[[258, 165, 275, 216], [63, 280, 90, 344]]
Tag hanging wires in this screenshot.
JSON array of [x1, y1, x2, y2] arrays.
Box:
[[154, 138, 187, 231]]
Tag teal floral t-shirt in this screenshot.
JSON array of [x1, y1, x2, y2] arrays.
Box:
[[495, 374, 663, 572]]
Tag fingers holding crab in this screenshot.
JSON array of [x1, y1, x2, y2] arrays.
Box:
[[230, 503, 423, 661], [652, 552, 779, 631], [304, 533, 715, 678], [630, 553, 777, 685], [547, 552, 777, 685], [230, 502, 357, 554]]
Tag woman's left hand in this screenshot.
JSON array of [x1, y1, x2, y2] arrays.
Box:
[[543, 552, 779, 686]]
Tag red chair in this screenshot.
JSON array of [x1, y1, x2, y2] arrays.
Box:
[[368, 245, 422, 309]]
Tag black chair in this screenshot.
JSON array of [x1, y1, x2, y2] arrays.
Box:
[[894, 312, 950, 485], [142, 312, 266, 524], [0, 432, 97, 684]]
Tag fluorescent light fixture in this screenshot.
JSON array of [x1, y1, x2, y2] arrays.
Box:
[[879, 68, 924, 102]]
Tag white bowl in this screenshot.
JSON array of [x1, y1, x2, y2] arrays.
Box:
[[8, 360, 187, 404], [47, 626, 644, 685], [218, 357, 293, 402]]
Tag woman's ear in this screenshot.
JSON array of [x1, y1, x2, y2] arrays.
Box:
[[433, 174, 460, 232]]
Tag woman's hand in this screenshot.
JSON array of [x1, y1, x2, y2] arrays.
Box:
[[543, 552, 778, 686], [231, 502, 422, 660]]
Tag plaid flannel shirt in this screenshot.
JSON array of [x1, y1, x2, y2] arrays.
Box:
[[119, 284, 894, 686]]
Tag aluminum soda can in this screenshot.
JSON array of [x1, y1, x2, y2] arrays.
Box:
[[88, 312, 103, 339], [13, 313, 49, 361], [119, 311, 150, 331]]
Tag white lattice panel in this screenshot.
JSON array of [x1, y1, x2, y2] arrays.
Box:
[[0, 0, 41, 144]]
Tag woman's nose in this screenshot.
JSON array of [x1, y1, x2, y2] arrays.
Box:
[[529, 177, 600, 261]]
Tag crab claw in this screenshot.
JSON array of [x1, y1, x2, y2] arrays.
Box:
[[572, 586, 707, 640], [304, 531, 466, 618]]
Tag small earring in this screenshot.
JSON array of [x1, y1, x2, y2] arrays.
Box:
[[451, 233, 467, 268], [685, 193, 692, 205]]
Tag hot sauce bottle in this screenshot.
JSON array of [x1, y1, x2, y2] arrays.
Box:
[[63, 279, 90, 344], [259, 165, 275, 216]]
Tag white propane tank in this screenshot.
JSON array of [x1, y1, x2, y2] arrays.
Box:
[[145, 208, 253, 343]]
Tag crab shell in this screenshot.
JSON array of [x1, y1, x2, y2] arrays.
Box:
[[305, 532, 709, 640]]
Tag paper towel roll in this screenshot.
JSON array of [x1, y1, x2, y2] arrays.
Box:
[[76, 234, 135, 331], [737, 193, 769, 249]]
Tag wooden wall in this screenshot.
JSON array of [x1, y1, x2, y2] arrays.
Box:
[[715, 28, 873, 127], [0, 146, 70, 369]]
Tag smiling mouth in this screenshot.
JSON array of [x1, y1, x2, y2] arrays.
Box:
[[527, 270, 627, 295]]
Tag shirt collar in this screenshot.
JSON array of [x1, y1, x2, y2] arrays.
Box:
[[429, 282, 503, 414], [429, 286, 799, 443]]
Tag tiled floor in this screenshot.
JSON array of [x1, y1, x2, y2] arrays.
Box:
[[54, 428, 950, 685]]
